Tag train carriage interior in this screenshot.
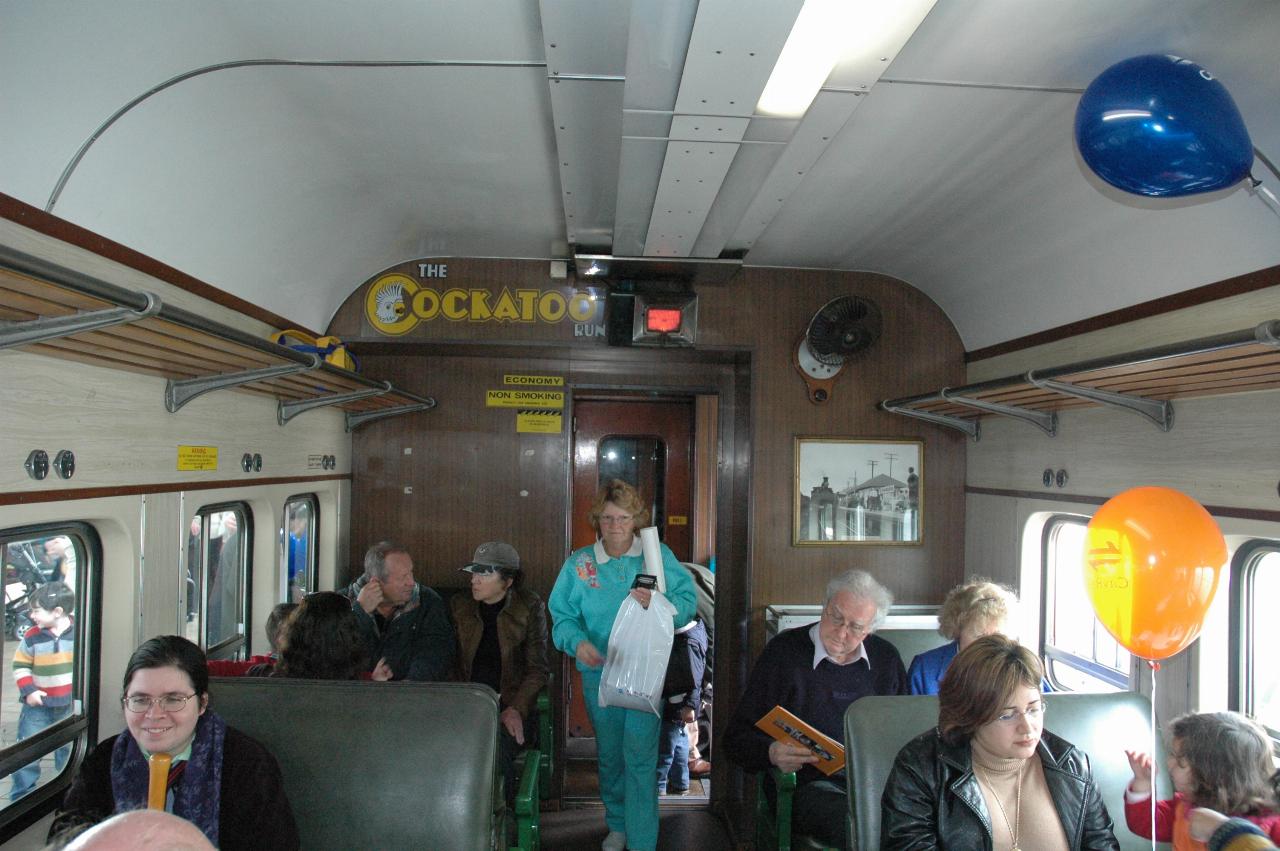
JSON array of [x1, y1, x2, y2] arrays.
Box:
[[1, 1, 1279, 848]]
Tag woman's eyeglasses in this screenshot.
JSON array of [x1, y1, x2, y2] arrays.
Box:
[[122, 693, 198, 713], [991, 704, 1045, 726], [599, 514, 634, 525]]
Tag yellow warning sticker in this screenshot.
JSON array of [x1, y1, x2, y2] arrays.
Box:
[[668, 515, 688, 526], [486, 389, 564, 409], [503, 374, 564, 387], [517, 410, 563, 434], [177, 445, 218, 471]]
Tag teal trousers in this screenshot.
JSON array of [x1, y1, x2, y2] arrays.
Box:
[[582, 670, 661, 850]]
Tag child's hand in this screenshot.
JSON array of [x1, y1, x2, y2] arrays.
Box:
[[1125, 749, 1153, 793], [25, 690, 46, 707]]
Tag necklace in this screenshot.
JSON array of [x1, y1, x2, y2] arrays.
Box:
[[974, 760, 1025, 851]]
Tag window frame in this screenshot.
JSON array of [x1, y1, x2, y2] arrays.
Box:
[[281, 494, 319, 603], [188, 502, 254, 660], [1039, 513, 1132, 692], [1228, 538, 1279, 743], [0, 521, 101, 839]]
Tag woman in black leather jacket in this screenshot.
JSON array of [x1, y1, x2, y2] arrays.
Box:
[[881, 635, 1119, 851]]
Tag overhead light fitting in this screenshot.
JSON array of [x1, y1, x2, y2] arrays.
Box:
[[756, 0, 854, 117]]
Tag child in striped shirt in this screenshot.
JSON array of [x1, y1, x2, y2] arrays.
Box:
[[9, 581, 75, 800]]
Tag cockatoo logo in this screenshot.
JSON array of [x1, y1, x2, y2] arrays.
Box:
[[364, 274, 420, 335]]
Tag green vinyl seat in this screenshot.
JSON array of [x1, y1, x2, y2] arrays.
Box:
[[844, 691, 1166, 850], [208, 678, 517, 850]]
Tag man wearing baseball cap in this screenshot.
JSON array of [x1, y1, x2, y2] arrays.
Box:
[[450, 541, 550, 801]]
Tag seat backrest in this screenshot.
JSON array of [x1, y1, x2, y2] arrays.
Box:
[[844, 695, 939, 850], [1042, 691, 1168, 851], [208, 678, 498, 851], [875, 628, 944, 670], [846, 691, 1167, 851]]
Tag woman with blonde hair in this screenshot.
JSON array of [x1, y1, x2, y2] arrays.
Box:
[[908, 578, 1017, 695], [548, 479, 696, 851]]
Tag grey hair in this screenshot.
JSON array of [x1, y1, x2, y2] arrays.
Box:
[[825, 569, 893, 629], [363, 540, 409, 581]]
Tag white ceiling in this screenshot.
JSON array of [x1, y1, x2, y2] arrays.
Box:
[[2, 0, 1277, 349]]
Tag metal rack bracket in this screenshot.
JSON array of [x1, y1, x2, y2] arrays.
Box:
[[879, 401, 980, 440], [0, 292, 162, 350], [345, 399, 437, 432], [1025, 370, 1173, 432], [939, 387, 1057, 437], [166, 354, 323, 413], [278, 382, 393, 425]]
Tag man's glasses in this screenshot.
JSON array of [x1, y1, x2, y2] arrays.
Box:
[[122, 693, 198, 713]]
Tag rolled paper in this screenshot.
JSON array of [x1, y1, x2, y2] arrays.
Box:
[[638, 526, 666, 593], [147, 752, 172, 810]]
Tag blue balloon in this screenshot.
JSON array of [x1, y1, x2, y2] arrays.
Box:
[[1075, 54, 1253, 197]]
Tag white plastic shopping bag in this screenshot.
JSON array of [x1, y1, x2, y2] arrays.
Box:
[[597, 591, 676, 714]]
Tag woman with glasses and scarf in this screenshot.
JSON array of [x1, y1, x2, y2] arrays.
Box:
[[881, 634, 1118, 851], [549, 479, 696, 851], [50, 635, 298, 850]]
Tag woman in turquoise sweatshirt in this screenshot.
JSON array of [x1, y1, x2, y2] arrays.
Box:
[[549, 479, 696, 851]]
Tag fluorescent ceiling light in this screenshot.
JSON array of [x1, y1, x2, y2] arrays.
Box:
[[757, 0, 856, 117]]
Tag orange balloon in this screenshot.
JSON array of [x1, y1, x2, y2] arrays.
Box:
[[1084, 486, 1225, 660]]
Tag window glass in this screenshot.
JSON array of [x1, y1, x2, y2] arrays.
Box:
[[282, 496, 317, 603], [185, 505, 251, 658], [598, 437, 665, 528], [0, 526, 94, 813], [1243, 547, 1280, 737], [1042, 517, 1131, 692]]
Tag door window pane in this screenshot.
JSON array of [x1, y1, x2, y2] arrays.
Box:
[[598, 437, 666, 528], [282, 496, 317, 603], [186, 505, 251, 658]]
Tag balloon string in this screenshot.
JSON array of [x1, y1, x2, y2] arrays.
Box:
[[1150, 660, 1160, 851], [1253, 182, 1280, 217]]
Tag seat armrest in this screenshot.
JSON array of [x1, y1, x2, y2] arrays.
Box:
[[511, 748, 541, 851]]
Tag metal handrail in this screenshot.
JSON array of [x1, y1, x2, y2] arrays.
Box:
[[882, 319, 1280, 409]]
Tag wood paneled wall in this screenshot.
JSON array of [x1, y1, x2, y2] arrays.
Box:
[[330, 260, 967, 635]]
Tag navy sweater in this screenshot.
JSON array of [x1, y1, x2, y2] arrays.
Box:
[[724, 626, 907, 785]]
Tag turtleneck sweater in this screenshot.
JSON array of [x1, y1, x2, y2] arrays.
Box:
[[971, 737, 1070, 851]]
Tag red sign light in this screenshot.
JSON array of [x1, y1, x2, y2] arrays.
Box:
[[645, 307, 683, 333]]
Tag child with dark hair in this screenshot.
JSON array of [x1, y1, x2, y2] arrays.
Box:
[[9, 581, 76, 799], [1125, 711, 1280, 848], [206, 602, 297, 677]]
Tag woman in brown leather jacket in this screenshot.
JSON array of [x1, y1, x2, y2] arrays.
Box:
[[449, 541, 550, 799], [881, 635, 1119, 851]]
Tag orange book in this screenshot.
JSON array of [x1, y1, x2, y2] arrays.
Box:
[[755, 705, 846, 776]]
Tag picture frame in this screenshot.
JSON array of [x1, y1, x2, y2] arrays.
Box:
[[793, 437, 923, 545]]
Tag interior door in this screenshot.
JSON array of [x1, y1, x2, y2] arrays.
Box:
[[562, 396, 695, 796]]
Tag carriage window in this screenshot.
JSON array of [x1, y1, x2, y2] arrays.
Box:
[[1041, 516, 1131, 692], [1234, 543, 1280, 740], [186, 504, 252, 659], [282, 496, 317, 603], [0, 524, 97, 818]]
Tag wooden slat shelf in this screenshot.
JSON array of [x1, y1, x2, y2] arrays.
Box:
[[882, 322, 1280, 438], [0, 249, 434, 428]]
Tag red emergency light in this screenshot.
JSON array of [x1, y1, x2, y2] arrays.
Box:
[[645, 307, 683, 333]]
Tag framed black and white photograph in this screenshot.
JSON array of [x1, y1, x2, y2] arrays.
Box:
[[793, 437, 923, 545]]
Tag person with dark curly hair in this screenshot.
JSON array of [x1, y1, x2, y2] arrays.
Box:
[[274, 592, 389, 681]]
